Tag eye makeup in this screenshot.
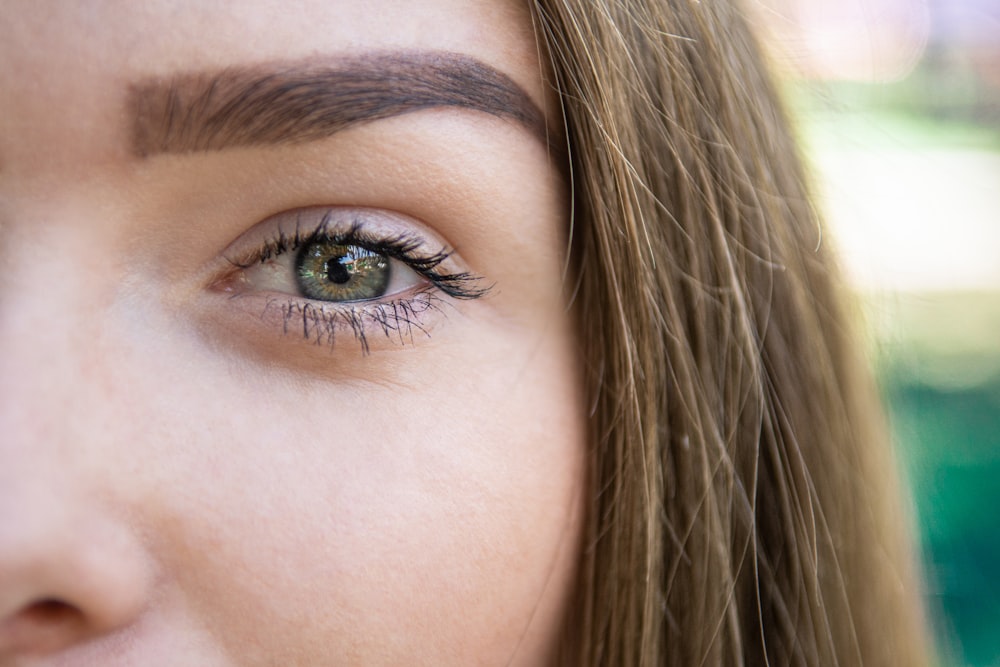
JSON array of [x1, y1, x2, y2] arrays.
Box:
[[209, 207, 490, 353]]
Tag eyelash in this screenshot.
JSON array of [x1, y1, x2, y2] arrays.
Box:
[[221, 210, 491, 352]]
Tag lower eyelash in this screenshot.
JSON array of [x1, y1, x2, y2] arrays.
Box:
[[264, 288, 446, 353]]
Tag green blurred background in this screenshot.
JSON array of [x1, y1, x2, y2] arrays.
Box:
[[755, 0, 999, 663]]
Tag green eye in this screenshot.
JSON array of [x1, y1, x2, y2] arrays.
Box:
[[295, 240, 391, 302]]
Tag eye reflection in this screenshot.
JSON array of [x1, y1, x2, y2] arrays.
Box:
[[297, 241, 391, 302]]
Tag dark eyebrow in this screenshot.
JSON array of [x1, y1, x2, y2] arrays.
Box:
[[128, 51, 549, 157]]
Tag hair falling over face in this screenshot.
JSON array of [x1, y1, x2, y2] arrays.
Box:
[[530, 0, 933, 664]]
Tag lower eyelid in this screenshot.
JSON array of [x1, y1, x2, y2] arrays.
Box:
[[214, 287, 449, 354]]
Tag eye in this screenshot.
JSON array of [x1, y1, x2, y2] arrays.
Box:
[[213, 207, 490, 304], [239, 236, 425, 303], [206, 208, 491, 353]]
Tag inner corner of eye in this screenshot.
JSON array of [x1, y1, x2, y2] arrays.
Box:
[[208, 266, 250, 294]]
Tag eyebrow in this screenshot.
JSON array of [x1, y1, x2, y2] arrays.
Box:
[[128, 52, 549, 157]]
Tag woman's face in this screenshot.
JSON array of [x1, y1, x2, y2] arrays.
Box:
[[0, 2, 586, 664]]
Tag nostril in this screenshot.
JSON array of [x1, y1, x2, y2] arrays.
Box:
[[0, 598, 86, 655], [21, 598, 80, 625]]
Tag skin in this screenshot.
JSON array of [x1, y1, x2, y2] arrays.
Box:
[[0, 2, 585, 665]]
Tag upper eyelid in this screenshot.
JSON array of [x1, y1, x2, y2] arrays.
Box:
[[223, 210, 451, 283], [219, 207, 441, 266]]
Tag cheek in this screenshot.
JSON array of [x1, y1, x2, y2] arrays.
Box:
[[125, 314, 586, 665]]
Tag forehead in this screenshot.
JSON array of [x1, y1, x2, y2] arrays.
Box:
[[0, 0, 544, 170]]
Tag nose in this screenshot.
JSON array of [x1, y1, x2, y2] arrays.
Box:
[[0, 244, 153, 659], [0, 493, 152, 657], [0, 367, 153, 659]]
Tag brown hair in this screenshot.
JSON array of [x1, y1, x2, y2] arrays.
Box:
[[531, 1, 931, 664]]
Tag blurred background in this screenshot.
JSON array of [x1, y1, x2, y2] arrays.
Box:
[[752, 1, 1000, 664]]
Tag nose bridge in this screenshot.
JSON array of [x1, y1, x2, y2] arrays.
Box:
[[0, 213, 118, 463], [0, 320, 104, 471]]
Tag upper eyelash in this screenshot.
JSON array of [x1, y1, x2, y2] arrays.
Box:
[[227, 211, 491, 301]]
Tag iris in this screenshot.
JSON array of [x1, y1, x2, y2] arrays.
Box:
[[296, 240, 390, 302]]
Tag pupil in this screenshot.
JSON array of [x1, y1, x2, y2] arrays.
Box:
[[325, 257, 351, 284]]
